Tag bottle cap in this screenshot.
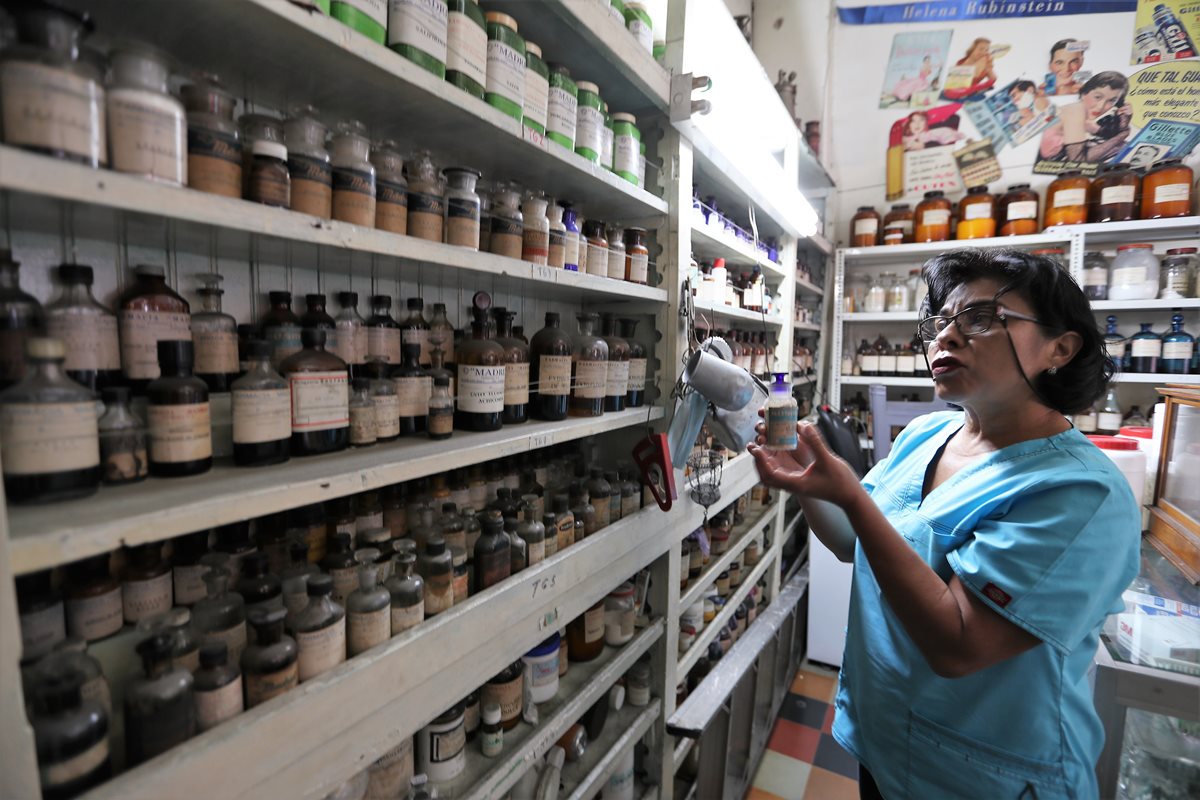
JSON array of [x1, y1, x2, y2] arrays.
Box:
[[407, 297, 424, 310], [199, 640, 228, 668], [300, 328, 326, 348], [425, 535, 446, 556], [337, 291, 358, 305], [135, 264, 166, 277], [306, 293, 326, 306], [370, 294, 392, 309], [56, 263, 94, 285], [156, 339, 195, 372], [269, 290, 293, 305], [544, 311, 560, 325], [482, 702, 501, 724]]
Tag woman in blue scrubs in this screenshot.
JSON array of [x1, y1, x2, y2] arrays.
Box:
[[750, 249, 1140, 799]]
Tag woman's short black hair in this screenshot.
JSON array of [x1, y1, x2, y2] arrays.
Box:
[[1079, 70, 1128, 98], [921, 249, 1113, 415]]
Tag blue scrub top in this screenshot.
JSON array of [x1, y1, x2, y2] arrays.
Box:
[[832, 411, 1140, 800]]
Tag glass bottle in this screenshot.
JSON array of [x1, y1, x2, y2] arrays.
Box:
[[0, 337, 100, 503], [913, 191, 951, 242], [184, 273, 238, 393], [1044, 171, 1089, 227], [236, 552, 283, 617], [492, 308, 529, 425], [882, 204, 914, 245], [606, 223, 627, 281], [1141, 158, 1193, 219], [193, 563, 248, 666], [456, 303, 506, 432], [488, 182, 524, 259], [169, 531, 209, 609], [278, 541, 317, 616], [125, 632, 195, 766], [568, 480, 596, 538], [260, 290, 302, 369], [443, 166, 482, 249], [1073, 402, 1098, 434], [118, 263, 191, 391], [600, 313, 630, 413], [428, 375, 454, 440], [238, 113, 283, 198], [551, 494, 575, 553], [62, 554, 122, 645], [1129, 323, 1162, 373], [393, 344, 430, 436], [333, 292, 364, 381], [955, 186, 995, 240], [301, 293, 336, 339], [1161, 251, 1195, 299], [104, 44, 185, 184], [316, 532, 355, 606], [44, 263, 118, 392], [281, 328, 349, 456], [346, 550, 391, 656], [331, 120, 376, 227], [566, 599, 605, 662], [518, 192, 550, 264], [283, 105, 331, 218], [230, 339, 291, 467], [0, 3, 105, 166], [850, 206, 881, 247], [546, 200, 567, 269], [407, 150, 445, 242], [371, 139, 408, 235], [1162, 314, 1195, 374], [583, 220, 609, 277], [617, 318, 647, 408], [30, 665, 111, 800], [624, 227, 650, 284], [1103, 316, 1127, 368], [996, 183, 1039, 236], [17, 571, 65, 665], [585, 469, 612, 531], [348, 377, 376, 448], [873, 334, 895, 377], [248, 138, 291, 208], [530, 311, 572, 421], [1089, 162, 1138, 223], [121, 542, 173, 625], [386, 552, 425, 635], [430, 303, 456, 367], [181, 73, 241, 198], [363, 359, 400, 441], [570, 312, 608, 417], [1097, 386, 1124, 434], [193, 641, 243, 732], [398, 297, 432, 368], [476, 179, 494, 253], [418, 536, 454, 617], [147, 339, 212, 477], [241, 607, 298, 708], [517, 503, 545, 567], [473, 513, 511, 592], [366, 295, 401, 366], [1082, 252, 1110, 301], [561, 201, 582, 271]]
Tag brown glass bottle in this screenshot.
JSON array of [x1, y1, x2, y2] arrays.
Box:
[[366, 295, 401, 366], [913, 191, 951, 242], [280, 328, 349, 456], [997, 184, 1039, 235], [1044, 171, 1089, 227], [600, 313, 629, 413], [260, 291, 302, 369], [570, 313, 608, 417], [1141, 158, 1194, 219], [301, 293, 336, 334], [619, 318, 646, 408], [473, 512, 511, 592], [1090, 163, 1139, 223], [400, 297, 432, 368], [882, 204, 913, 245], [530, 311, 572, 421], [0, 254, 45, 390], [121, 542, 174, 625], [392, 343, 429, 435], [147, 340, 212, 478], [955, 186, 995, 240], [64, 554, 123, 643], [455, 304, 505, 432], [230, 339, 291, 467], [566, 599, 605, 662], [850, 206, 881, 247], [492, 308, 529, 425], [118, 264, 191, 393]]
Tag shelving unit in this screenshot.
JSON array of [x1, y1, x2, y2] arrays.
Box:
[[680, 500, 779, 612], [561, 701, 663, 800], [693, 302, 783, 328], [690, 224, 787, 278]]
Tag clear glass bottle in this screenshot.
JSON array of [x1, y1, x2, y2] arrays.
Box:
[[365, 359, 401, 441], [334, 292, 368, 378], [1161, 252, 1194, 300], [394, 343, 430, 436], [346, 549, 391, 656], [301, 294, 336, 340], [187, 273, 238, 392], [330, 120, 376, 227], [606, 224, 627, 280], [135, 606, 201, 672], [517, 501, 545, 566], [418, 535, 454, 617], [616, 318, 647, 408], [489, 182, 524, 259], [281, 328, 349, 456], [456, 303, 506, 432], [231, 339, 291, 467], [1097, 386, 1124, 435], [349, 377, 377, 447], [125, 631, 195, 766], [397, 297, 430, 368], [366, 295, 401, 366], [193, 565, 248, 666], [279, 541, 318, 616], [1103, 316, 1127, 369], [321, 533, 359, 606], [181, 73, 241, 198], [522, 192, 550, 264], [407, 150, 445, 242], [283, 104, 331, 218], [546, 200, 567, 268], [118, 263, 191, 392], [570, 312, 608, 417], [371, 140, 408, 235], [568, 480, 596, 538], [260, 290, 302, 369], [1161, 314, 1195, 375], [193, 640, 243, 732], [1082, 252, 1109, 301], [600, 313, 630, 413], [428, 375, 454, 440], [530, 311, 572, 421], [147, 339, 212, 477], [0, 3, 105, 167], [241, 607, 298, 708], [44, 263, 118, 392], [0, 337, 99, 503], [443, 167, 482, 249], [386, 551, 424, 635], [106, 44, 185, 184], [492, 308, 529, 425]]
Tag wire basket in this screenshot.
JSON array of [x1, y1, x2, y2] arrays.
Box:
[[686, 450, 724, 509]]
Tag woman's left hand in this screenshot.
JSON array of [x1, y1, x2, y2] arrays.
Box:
[[748, 423, 864, 510]]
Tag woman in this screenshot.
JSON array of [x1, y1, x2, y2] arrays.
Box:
[[901, 111, 965, 151], [956, 37, 996, 85], [750, 250, 1140, 799], [1039, 71, 1132, 164]]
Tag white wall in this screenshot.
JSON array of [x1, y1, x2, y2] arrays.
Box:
[[751, 0, 833, 129]]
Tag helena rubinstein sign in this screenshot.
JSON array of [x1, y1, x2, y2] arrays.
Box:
[[837, 0, 1136, 25]]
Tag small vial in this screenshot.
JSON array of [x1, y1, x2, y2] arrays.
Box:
[[764, 372, 798, 450], [480, 701, 503, 757]]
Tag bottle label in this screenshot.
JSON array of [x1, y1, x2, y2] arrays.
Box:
[[1155, 183, 1190, 204], [1101, 185, 1135, 205], [482, 729, 503, 757], [557, 517, 574, 551], [350, 403, 377, 444], [20, 600, 65, 662], [356, 511, 384, 534], [584, 604, 605, 643], [563, 230, 580, 270], [427, 721, 466, 767], [452, 569, 469, 605], [203, 622, 248, 666], [1131, 338, 1162, 358], [330, 566, 360, 604], [1098, 412, 1123, 431], [525, 69, 549, 131], [1052, 188, 1086, 208], [577, 105, 604, 155], [265, 324, 302, 367], [245, 660, 299, 707], [537, 354, 572, 396], [854, 218, 878, 235], [391, 601, 423, 634], [523, 228, 550, 263], [39, 737, 109, 789], [895, 354, 916, 374], [605, 361, 630, 397], [1112, 266, 1147, 286], [483, 674, 523, 724], [574, 360, 607, 399], [860, 354, 880, 372], [0, 60, 105, 164], [108, 90, 186, 181], [376, 178, 409, 235], [425, 580, 454, 615], [232, 387, 291, 444], [373, 393, 401, 438], [457, 364, 505, 412], [349, 607, 391, 654], [1084, 267, 1108, 287], [964, 202, 993, 220], [1106, 339, 1126, 359], [528, 654, 558, 688], [548, 229, 566, 268], [387, 0, 448, 59], [586, 242, 609, 276], [407, 191, 445, 241], [333, 166, 377, 226], [46, 314, 121, 372], [288, 154, 333, 217], [526, 539, 545, 565], [767, 403, 799, 448], [195, 675, 244, 731], [119, 310, 192, 379], [0, 401, 99, 475], [486, 38, 525, 109], [194, 329, 240, 374], [368, 738, 415, 800], [593, 498, 610, 530], [1005, 200, 1037, 220], [66, 587, 123, 642], [368, 326, 402, 364], [187, 126, 242, 196], [331, 320, 365, 365], [447, 9, 487, 86], [623, 494, 639, 517], [148, 402, 212, 463], [878, 354, 897, 373], [548, 86, 578, 142], [1164, 341, 1194, 360], [615, 133, 639, 178], [122, 572, 173, 623], [504, 361, 530, 405], [401, 327, 432, 365], [627, 252, 649, 283], [627, 358, 648, 394], [1074, 412, 1097, 433], [289, 371, 349, 432], [607, 247, 626, 280], [920, 208, 951, 226]]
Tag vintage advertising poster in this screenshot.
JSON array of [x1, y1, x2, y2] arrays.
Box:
[[954, 138, 1003, 186], [1126, 60, 1200, 127], [1040, 38, 1091, 96], [880, 30, 953, 108], [1116, 119, 1200, 167], [1131, 0, 1199, 64], [964, 79, 1057, 151], [941, 38, 1010, 101], [886, 104, 966, 199], [837, 1, 1136, 26], [1034, 70, 1134, 176]]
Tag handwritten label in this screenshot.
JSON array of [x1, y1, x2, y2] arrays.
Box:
[[531, 264, 556, 282], [530, 574, 558, 598], [529, 433, 550, 450], [522, 125, 546, 148]]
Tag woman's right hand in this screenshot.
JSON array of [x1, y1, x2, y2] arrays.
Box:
[[748, 416, 864, 510]]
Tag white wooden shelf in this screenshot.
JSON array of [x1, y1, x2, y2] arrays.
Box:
[[690, 225, 787, 279], [676, 550, 776, 677], [10, 406, 664, 575], [794, 276, 825, 296], [1091, 299, 1200, 311], [76, 495, 678, 800], [680, 500, 778, 611], [839, 375, 928, 387], [562, 700, 662, 800], [56, 0, 668, 221], [447, 620, 664, 800], [841, 231, 1072, 264], [671, 453, 762, 537], [843, 311, 919, 322], [1068, 216, 1200, 245], [839, 373, 1200, 387], [791, 373, 816, 386], [693, 303, 783, 328], [793, 321, 821, 332], [1113, 373, 1200, 385]]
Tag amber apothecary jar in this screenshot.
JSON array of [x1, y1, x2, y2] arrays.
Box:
[[913, 191, 951, 243], [882, 204, 913, 245], [998, 184, 1039, 236], [1089, 163, 1139, 223], [955, 186, 995, 240], [1043, 171, 1088, 228], [1141, 158, 1193, 219], [850, 206, 881, 247]]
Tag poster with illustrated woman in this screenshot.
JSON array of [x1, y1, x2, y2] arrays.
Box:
[[886, 105, 967, 200], [1035, 71, 1133, 175]]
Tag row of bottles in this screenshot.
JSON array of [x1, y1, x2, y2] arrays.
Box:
[[1103, 314, 1199, 375], [843, 335, 929, 378], [19, 447, 646, 796], [694, 328, 777, 379], [690, 188, 785, 267], [688, 257, 775, 316], [1071, 387, 1157, 435]]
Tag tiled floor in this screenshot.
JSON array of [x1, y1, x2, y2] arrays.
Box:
[[747, 662, 860, 800]]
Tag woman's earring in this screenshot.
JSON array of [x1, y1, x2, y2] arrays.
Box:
[[1048, 366, 1058, 375]]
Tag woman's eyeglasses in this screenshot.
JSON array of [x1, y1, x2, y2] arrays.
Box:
[[917, 303, 1056, 342]]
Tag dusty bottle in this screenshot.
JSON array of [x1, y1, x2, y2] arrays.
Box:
[[349, 377, 377, 447], [392, 343, 429, 436], [322, 533, 360, 605], [551, 494, 575, 553], [191, 274, 239, 392], [371, 140, 408, 234], [386, 552, 424, 635], [530, 311, 572, 421], [193, 641, 243, 732], [181, 74, 241, 198], [281, 328, 349, 456], [490, 182, 525, 259], [331, 120, 377, 227], [400, 297, 433, 367], [407, 150, 445, 242], [290, 574, 346, 682], [517, 503, 545, 566], [333, 291, 368, 378], [119, 264, 191, 392], [121, 541, 173, 625], [241, 607, 298, 708], [365, 359, 401, 441], [30, 667, 111, 800], [300, 293, 336, 339], [147, 339, 212, 478], [600, 313, 630, 412], [456, 304, 506, 431], [279, 541, 318, 616], [283, 105, 332, 218], [367, 295, 402, 365], [428, 375, 454, 440], [570, 313, 608, 417], [231, 339, 291, 467], [125, 631, 196, 766], [585, 469, 612, 531], [44, 263, 119, 392], [619, 318, 646, 407], [443, 166, 483, 249], [418, 535, 454, 617], [346, 549, 391, 656], [474, 512, 511, 592], [170, 533, 210, 607], [522, 192, 550, 264], [261, 291, 302, 370], [569, 480, 597, 537], [236, 552, 283, 616], [193, 563, 248, 667], [493, 308, 529, 425]]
